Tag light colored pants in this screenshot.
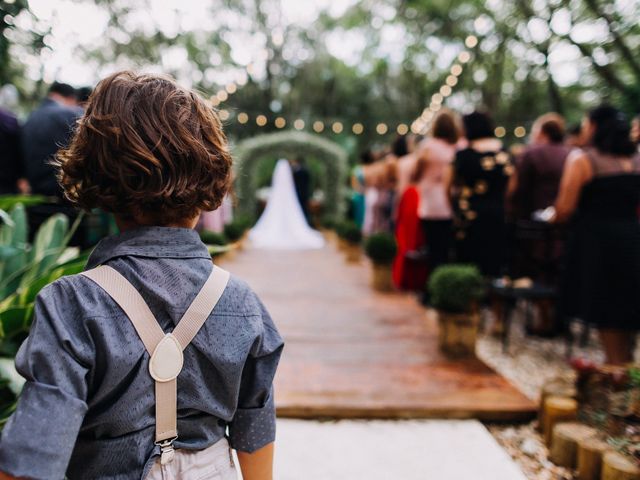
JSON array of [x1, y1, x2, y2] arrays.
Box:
[[146, 438, 238, 480]]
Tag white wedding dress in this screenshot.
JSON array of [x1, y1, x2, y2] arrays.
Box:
[[249, 159, 325, 250]]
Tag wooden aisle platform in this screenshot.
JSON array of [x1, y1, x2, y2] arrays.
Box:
[[218, 241, 535, 421]]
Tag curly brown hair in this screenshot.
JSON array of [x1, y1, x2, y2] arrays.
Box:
[[57, 71, 232, 225]]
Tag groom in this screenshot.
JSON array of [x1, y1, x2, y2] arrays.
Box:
[[290, 156, 311, 224]]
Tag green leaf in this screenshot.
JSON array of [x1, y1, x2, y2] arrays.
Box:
[[0, 358, 24, 395], [0, 246, 19, 260], [0, 195, 48, 211], [19, 214, 69, 289], [0, 204, 29, 298], [0, 210, 14, 228], [0, 305, 33, 340]]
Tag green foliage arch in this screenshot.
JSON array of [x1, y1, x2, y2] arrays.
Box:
[[233, 131, 349, 220]]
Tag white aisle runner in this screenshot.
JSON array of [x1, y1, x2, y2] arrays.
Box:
[[269, 419, 527, 480]]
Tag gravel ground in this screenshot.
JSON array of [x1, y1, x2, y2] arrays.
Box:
[[475, 307, 623, 480]]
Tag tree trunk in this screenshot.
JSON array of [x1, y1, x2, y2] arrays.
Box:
[[602, 451, 640, 480], [542, 396, 578, 446], [577, 435, 610, 480], [549, 422, 595, 468], [538, 376, 576, 431]]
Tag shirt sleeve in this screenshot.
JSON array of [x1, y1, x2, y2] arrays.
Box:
[[228, 296, 284, 453], [0, 281, 92, 480]]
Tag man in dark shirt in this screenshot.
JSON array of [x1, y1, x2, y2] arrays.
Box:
[[509, 113, 570, 219], [22, 82, 81, 197], [22, 82, 83, 243], [0, 108, 23, 194]]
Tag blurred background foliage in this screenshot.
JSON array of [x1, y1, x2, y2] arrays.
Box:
[[1, 0, 639, 155]]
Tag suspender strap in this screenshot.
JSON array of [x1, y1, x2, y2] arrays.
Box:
[[82, 264, 230, 462], [82, 266, 165, 353]]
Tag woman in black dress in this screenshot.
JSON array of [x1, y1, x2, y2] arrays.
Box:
[[555, 105, 640, 364], [450, 111, 512, 277]]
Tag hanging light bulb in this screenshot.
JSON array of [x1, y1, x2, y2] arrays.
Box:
[[352, 123, 364, 135]]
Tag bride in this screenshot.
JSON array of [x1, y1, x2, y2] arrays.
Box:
[[249, 159, 325, 250]]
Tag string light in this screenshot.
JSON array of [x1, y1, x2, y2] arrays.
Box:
[[225, 83, 237, 94], [313, 121, 324, 133], [451, 64, 463, 76], [216, 91, 228, 102], [514, 126, 527, 138], [332, 121, 344, 134], [376, 123, 388, 135], [237, 112, 249, 124], [465, 35, 478, 48], [458, 51, 471, 63], [274, 117, 286, 128], [397, 123, 409, 135], [446, 75, 458, 87], [293, 119, 305, 130], [352, 123, 364, 135], [440, 85, 452, 97], [256, 114, 267, 126], [494, 126, 506, 138], [218, 109, 230, 121]]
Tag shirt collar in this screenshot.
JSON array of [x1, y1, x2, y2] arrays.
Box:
[[87, 226, 211, 268]]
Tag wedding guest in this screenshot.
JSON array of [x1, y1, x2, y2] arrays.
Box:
[[631, 114, 640, 147], [0, 108, 24, 194], [554, 105, 640, 365], [451, 111, 512, 277], [566, 123, 583, 148], [22, 82, 83, 241], [75, 86, 93, 108], [415, 109, 460, 272], [395, 134, 420, 197], [351, 150, 374, 228], [291, 156, 311, 223], [508, 113, 570, 219], [23, 82, 81, 197], [371, 158, 397, 234], [392, 133, 428, 290]]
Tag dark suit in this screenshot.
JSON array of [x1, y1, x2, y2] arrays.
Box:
[[22, 98, 83, 244], [292, 163, 311, 223], [0, 109, 23, 194], [22, 98, 81, 197]]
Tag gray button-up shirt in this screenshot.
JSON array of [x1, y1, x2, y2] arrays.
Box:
[[0, 227, 284, 480]]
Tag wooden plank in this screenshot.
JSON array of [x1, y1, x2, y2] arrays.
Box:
[[220, 245, 536, 421]]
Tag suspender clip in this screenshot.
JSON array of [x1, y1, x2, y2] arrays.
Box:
[[157, 437, 177, 465]]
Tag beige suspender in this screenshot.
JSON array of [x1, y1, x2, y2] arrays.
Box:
[[82, 264, 230, 464]]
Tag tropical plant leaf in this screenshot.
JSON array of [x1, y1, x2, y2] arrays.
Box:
[[0, 358, 24, 395], [0, 204, 29, 298], [0, 210, 13, 228], [0, 246, 19, 261], [0, 305, 33, 340], [20, 214, 69, 289]]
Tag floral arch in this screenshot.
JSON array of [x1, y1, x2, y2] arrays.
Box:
[[232, 131, 349, 219]]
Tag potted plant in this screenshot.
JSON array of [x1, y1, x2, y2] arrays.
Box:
[[338, 221, 362, 263], [364, 233, 397, 291], [427, 264, 485, 357]]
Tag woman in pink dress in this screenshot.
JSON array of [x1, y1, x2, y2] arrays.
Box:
[[415, 110, 460, 273]]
